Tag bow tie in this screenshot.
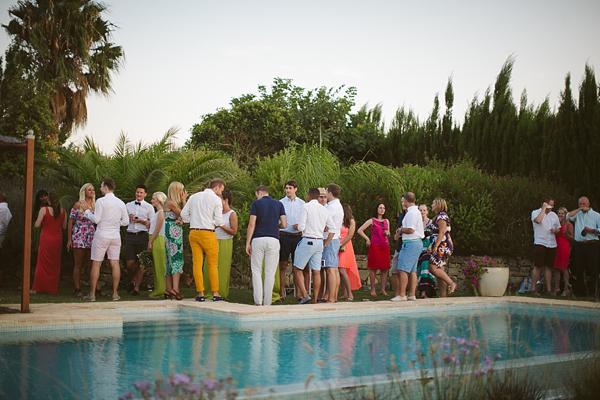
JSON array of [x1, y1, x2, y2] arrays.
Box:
[[135, 201, 141, 206]]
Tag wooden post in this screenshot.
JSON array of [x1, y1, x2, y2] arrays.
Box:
[[21, 130, 35, 313]]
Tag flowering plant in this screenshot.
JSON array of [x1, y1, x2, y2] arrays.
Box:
[[120, 372, 237, 400], [137, 250, 153, 268], [462, 255, 506, 295]]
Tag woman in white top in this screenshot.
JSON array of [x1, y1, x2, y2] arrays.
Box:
[[204, 189, 237, 299], [147, 191, 167, 299]]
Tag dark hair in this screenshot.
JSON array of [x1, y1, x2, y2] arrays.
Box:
[[256, 185, 269, 194], [102, 178, 115, 191], [342, 203, 354, 227], [34, 189, 49, 215], [48, 191, 62, 220], [285, 180, 298, 189], [222, 189, 233, 206], [0, 193, 6, 203], [372, 203, 386, 218], [210, 178, 226, 189], [326, 183, 340, 198], [307, 188, 320, 200], [136, 185, 148, 193], [541, 196, 553, 206]]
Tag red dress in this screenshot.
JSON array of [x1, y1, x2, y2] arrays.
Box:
[[554, 223, 570, 271], [32, 207, 65, 294], [367, 218, 390, 270]]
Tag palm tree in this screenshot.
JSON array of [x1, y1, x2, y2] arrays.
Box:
[[3, 0, 124, 144]]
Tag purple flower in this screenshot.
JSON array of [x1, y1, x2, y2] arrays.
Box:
[[119, 392, 134, 400], [202, 379, 223, 391], [172, 373, 191, 386], [455, 338, 466, 345], [134, 381, 152, 391], [495, 354, 502, 360], [184, 384, 201, 394]]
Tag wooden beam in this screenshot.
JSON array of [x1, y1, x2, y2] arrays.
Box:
[[21, 131, 34, 313]]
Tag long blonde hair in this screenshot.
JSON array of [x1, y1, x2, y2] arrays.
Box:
[[167, 182, 184, 206], [432, 197, 448, 214], [78, 183, 96, 211]]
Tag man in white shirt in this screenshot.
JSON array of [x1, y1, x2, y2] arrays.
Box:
[[81, 178, 129, 301], [293, 188, 336, 304], [392, 192, 424, 302], [322, 183, 343, 302], [125, 185, 155, 296], [181, 178, 226, 302], [278, 180, 305, 300], [530, 197, 560, 296], [0, 193, 12, 285]]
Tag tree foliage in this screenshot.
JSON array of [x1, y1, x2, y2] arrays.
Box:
[[3, 0, 124, 142]]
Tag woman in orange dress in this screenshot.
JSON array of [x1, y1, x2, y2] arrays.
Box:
[[339, 204, 361, 300], [31, 192, 67, 294]]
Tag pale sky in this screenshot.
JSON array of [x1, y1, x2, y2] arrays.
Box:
[[1, 0, 599, 153]]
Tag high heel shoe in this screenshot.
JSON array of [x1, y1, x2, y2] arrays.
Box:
[[173, 290, 184, 301], [164, 290, 175, 300]]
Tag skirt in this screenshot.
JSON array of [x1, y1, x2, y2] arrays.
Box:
[[367, 244, 390, 270]]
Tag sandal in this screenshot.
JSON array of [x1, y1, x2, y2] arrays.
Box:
[[448, 282, 457, 295], [561, 290, 570, 297], [75, 289, 84, 299], [96, 289, 108, 297]]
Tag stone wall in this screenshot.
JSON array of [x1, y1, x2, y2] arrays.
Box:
[[355, 254, 532, 292]]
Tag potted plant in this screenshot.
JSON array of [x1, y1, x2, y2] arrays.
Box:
[[463, 255, 509, 296]]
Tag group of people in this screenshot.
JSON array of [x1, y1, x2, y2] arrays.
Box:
[[245, 182, 458, 305], [26, 178, 236, 302], [530, 196, 600, 297]]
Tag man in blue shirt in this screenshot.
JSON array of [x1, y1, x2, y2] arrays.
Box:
[[567, 196, 600, 296], [278, 180, 305, 300], [246, 186, 286, 306]]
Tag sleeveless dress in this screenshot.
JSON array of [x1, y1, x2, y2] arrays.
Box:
[[164, 209, 184, 275], [32, 207, 66, 294], [338, 224, 362, 290], [148, 209, 166, 296], [554, 223, 570, 270], [429, 212, 454, 268], [204, 209, 235, 299], [417, 220, 437, 297], [69, 207, 95, 248], [367, 218, 390, 270]]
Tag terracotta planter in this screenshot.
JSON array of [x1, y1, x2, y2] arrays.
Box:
[[478, 267, 509, 296]]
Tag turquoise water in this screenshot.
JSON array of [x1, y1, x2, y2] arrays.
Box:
[[0, 304, 598, 399]]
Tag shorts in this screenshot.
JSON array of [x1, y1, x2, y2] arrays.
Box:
[[91, 236, 121, 261], [390, 250, 400, 274], [293, 237, 324, 271], [398, 240, 422, 274], [322, 239, 340, 268], [279, 233, 302, 262], [125, 232, 149, 261], [534, 245, 557, 269]]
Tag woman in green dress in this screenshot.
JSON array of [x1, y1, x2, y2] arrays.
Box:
[[147, 191, 167, 299], [204, 189, 237, 299], [164, 182, 187, 300]]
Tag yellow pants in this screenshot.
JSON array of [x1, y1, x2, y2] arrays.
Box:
[[189, 230, 219, 293]]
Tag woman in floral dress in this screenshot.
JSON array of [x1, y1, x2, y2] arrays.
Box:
[[67, 183, 96, 298], [164, 181, 187, 300], [427, 197, 457, 297]]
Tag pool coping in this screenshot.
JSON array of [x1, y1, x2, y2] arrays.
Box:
[[1, 295, 598, 333]]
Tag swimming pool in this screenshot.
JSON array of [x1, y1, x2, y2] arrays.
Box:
[[0, 301, 598, 399]]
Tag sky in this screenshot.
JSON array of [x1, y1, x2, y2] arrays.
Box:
[[1, 0, 599, 153]]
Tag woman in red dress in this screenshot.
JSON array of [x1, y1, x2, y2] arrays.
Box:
[[552, 207, 573, 296], [31, 192, 67, 294], [338, 203, 362, 301], [357, 203, 391, 297]]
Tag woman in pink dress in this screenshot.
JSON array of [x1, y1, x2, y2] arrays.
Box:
[[339, 204, 361, 301], [552, 207, 573, 296], [357, 203, 391, 297], [31, 192, 67, 294]]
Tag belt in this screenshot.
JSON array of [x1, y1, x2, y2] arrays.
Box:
[[303, 236, 321, 240], [191, 228, 215, 232], [576, 240, 599, 244], [127, 231, 147, 235], [280, 231, 302, 236]]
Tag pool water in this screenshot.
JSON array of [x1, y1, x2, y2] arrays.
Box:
[[0, 304, 598, 399]]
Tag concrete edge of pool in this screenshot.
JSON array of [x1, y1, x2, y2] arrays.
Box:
[[0, 296, 598, 333]]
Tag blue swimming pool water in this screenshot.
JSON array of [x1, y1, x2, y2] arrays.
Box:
[[0, 303, 598, 399]]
